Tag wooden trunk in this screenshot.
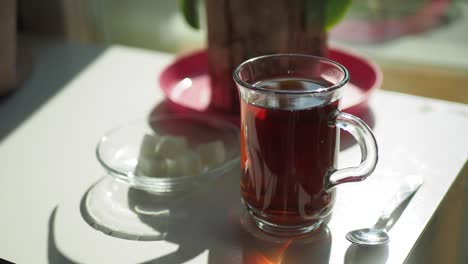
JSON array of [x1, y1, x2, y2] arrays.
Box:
[[206, 0, 327, 114], [0, 0, 16, 95]]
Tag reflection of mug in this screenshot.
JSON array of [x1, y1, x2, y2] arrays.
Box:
[[234, 54, 378, 235]]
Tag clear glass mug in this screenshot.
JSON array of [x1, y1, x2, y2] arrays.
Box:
[[233, 54, 378, 235]]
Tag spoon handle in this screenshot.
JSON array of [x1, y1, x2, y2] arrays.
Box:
[[381, 175, 424, 219]]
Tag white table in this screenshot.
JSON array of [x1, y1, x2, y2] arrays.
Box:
[[0, 43, 467, 264]]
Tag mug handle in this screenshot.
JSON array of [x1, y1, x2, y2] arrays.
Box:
[[325, 110, 378, 191]]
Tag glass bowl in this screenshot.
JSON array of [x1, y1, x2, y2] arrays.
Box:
[[82, 114, 240, 240], [96, 114, 240, 194]]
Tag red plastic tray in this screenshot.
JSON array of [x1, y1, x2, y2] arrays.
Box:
[[158, 48, 382, 118]]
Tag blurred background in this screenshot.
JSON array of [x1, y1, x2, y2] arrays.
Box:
[[5, 0, 467, 103]]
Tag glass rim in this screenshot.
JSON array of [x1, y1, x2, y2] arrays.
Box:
[[233, 53, 350, 95]]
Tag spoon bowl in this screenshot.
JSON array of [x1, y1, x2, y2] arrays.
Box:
[[346, 228, 390, 246]]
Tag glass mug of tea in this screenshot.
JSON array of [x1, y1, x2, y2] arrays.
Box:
[[233, 54, 378, 235]]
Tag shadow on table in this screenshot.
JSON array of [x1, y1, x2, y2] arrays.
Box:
[[236, 217, 332, 264], [78, 167, 332, 263], [344, 244, 389, 264], [0, 36, 104, 143], [48, 207, 79, 264], [128, 170, 332, 264]]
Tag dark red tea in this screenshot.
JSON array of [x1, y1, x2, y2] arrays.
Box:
[[240, 78, 338, 227]]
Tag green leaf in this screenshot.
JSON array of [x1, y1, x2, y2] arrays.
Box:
[[180, 0, 199, 29], [325, 0, 352, 30], [304, 0, 351, 31]]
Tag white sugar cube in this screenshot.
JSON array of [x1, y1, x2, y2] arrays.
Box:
[[154, 136, 188, 159], [138, 133, 159, 158], [164, 158, 180, 177], [196, 140, 226, 170], [136, 134, 208, 178], [177, 150, 203, 176], [135, 156, 166, 177]]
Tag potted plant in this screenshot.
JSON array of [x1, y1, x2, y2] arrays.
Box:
[[180, 0, 351, 114]]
